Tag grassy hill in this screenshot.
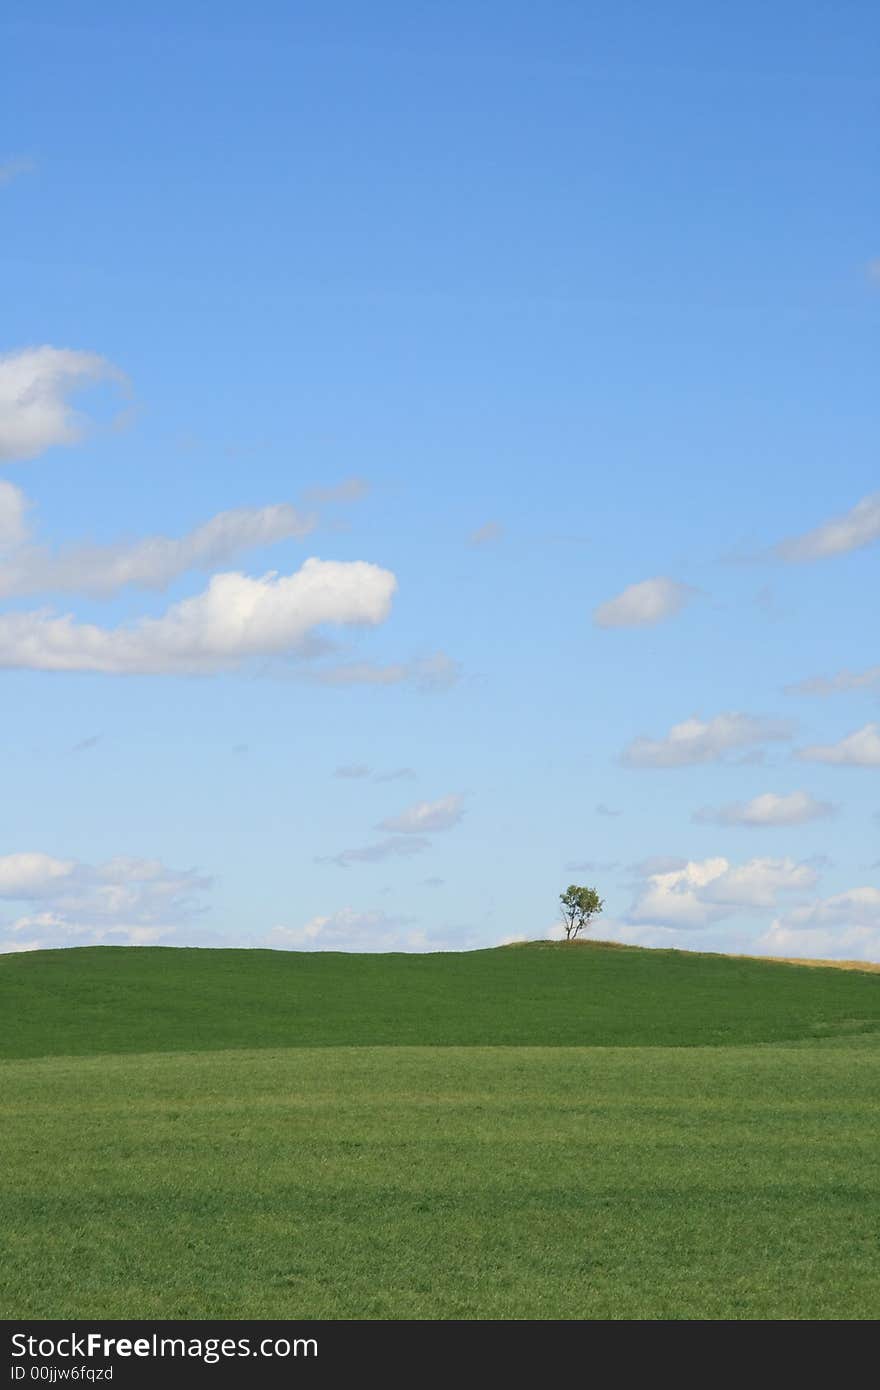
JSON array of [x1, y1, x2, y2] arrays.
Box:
[[2, 941, 879, 1319], [2, 939, 880, 1058]]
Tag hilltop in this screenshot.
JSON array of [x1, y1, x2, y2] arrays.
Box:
[[2, 938, 878, 1059]]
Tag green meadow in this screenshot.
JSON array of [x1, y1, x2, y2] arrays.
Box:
[[2, 942, 879, 1319]]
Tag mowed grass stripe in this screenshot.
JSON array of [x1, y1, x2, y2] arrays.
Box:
[[2, 942, 880, 1058], [2, 1043, 879, 1320]]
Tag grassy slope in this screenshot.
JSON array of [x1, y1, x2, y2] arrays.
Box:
[[2, 943, 879, 1319], [2, 941, 880, 1058]]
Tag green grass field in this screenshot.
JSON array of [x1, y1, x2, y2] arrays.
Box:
[[2, 942, 879, 1319]]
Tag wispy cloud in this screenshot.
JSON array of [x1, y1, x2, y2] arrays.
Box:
[[263, 907, 423, 952], [0, 157, 35, 188], [797, 723, 880, 767], [564, 859, 619, 873], [305, 650, 461, 692], [302, 477, 369, 505], [785, 665, 880, 697], [378, 793, 464, 834], [593, 576, 697, 629], [775, 492, 880, 562], [0, 558, 397, 674], [0, 480, 29, 547], [622, 712, 793, 767], [319, 836, 431, 868], [468, 521, 503, 546], [0, 498, 316, 598], [0, 346, 128, 463], [70, 734, 102, 755], [693, 790, 833, 827]]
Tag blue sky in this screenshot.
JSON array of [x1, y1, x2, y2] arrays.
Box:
[[2, 2, 878, 959]]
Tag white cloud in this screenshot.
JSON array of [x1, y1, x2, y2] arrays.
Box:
[[0, 852, 76, 898], [320, 836, 431, 868], [0, 346, 127, 462], [378, 793, 464, 834], [0, 501, 315, 598], [628, 857, 733, 928], [593, 576, 696, 629], [699, 858, 818, 909], [756, 924, 880, 962], [0, 852, 211, 951], [785, 665, 880, 697], [468, 521, 504, 546], [0, 557, 397, 674], [306, 650, 461, 692], [0, 481, 29, 547], [628, 855, 818, 929], [263, 908, 426, 952], [798, 723, 880, 767], [757, 887, 880, 963], [771, 886, 880, 931], [776, 492, 880, 562], [622, 712, 793, 767], [693, 790, 833, 827]]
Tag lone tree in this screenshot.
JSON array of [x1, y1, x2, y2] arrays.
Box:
[[559, 884, 604, 941]]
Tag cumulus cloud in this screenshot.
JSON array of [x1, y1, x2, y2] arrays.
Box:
[[263, 908, 426, 952], [593, 576, 697, 629], [797, 723, 880, 767], [622, 712, 793, 767], [785, 665, 880, 696], [771, 886, 880, 932], [0, 852, 76, 898], [305, 650, 461, 692], [0, 481, 29, 547], [0, 347, 128, 462], [776, 492, 880, 562], [0, 852, 211, 952], [693, 790, 833, 827], [627, 855, 818, 929], [378, 793, 464, 834], [0, 501, 315, 598], [757, 924, 880, 962], [468, 521, 504, 546], [756, 887, 880, 963], [319, 836, 431, 868], [0, 557, 397, 674]]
